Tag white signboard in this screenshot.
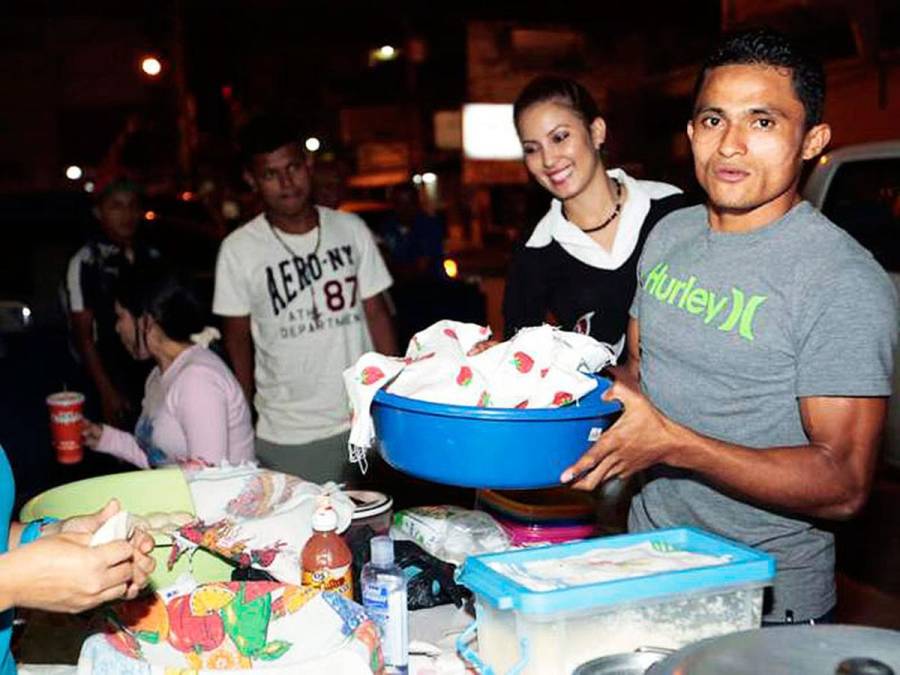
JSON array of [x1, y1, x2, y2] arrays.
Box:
[[462, 103, 523, 160]]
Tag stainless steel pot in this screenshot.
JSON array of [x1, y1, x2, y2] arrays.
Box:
[[648, 625, 900, 675], [573, 647, 673, 675]]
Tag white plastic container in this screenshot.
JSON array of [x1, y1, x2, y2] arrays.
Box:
[[455, 527, 775, 675]]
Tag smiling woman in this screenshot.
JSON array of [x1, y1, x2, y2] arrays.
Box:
[[502, 76, 684, 357]]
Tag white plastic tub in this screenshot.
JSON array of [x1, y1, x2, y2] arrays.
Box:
[[455, 527, 775, 675]]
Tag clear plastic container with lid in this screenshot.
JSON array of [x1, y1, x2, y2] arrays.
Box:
[[456, 527, 775, 675]]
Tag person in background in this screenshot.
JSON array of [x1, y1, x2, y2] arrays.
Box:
[[503, 76, 684, 357], [0, 443, 154, 674], [380, 183, 446, 282], [83, 268, 255, 468], [63, 178, 160, 427], [378, 182, 451, 345], [214, 115, 397, 484], [563, 28, 898, 624]]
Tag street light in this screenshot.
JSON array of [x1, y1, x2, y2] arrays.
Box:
[[65, 165, 83, 181], [141, 56, 163, 77], [376, 45, 397, 60], [369, 44, 399, 65], [422, 172, 437, 185], [305, 137, 321, 152]]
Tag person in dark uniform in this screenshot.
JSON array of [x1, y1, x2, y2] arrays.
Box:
[[62, 178, 160, 427], [504, 76, 685, 358]]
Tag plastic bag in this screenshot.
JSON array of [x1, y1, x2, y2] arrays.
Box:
[[391, 505, 511, 565], [345, 525, 471, 610]]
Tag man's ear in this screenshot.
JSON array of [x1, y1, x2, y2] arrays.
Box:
[[801, 123, 831, 161], [590, 117, 607, 150], [243, 169, 257, 192], [686, 119, 695, 143]]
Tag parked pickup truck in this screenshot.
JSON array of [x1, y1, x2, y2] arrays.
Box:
[[803, 140, 900, 468]]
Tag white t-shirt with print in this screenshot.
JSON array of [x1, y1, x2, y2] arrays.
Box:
[[213, 206, 393, 444]]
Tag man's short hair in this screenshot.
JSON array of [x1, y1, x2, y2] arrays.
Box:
[[693, 28, 826, 128], [237, 114, 301, 167], [96, 176, 143, 204]]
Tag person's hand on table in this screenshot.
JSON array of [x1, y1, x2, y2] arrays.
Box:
[[10, 532, 151, 613], [177, 458, 213, 471], [81, 419, 103, 450], [561, 365, 679, 490], [42, 499, 156, 599]]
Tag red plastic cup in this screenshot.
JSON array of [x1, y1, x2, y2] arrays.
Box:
[[46, 392, 85, 464]]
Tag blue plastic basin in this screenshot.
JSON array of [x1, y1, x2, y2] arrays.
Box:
[[371, 374, 621, 489]]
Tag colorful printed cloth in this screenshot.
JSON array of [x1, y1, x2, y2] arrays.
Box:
[[343, 320, 617, 468], [77, 582, 382, 674], [169, 465, 354, 585]]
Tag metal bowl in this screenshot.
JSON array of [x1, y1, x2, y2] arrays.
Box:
[[574, 648, 672, 675]]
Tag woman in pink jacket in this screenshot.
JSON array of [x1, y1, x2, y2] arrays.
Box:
[[83, 268, 255, 468]]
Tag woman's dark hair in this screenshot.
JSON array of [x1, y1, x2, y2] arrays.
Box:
[[693, 27, 825, 129], [115, 266, 209, 343], [513, 76, 601, 132]]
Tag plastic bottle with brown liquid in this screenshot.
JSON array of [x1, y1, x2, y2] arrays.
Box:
[[301, 499, 354, 599]]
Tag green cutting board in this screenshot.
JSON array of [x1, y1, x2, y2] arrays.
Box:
[[19, 468, 234, 589]]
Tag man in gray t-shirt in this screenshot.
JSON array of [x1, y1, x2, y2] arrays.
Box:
[[562, 29, 898, 623]]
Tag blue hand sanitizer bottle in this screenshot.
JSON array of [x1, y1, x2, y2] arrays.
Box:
[[361, 535, 408, 674]]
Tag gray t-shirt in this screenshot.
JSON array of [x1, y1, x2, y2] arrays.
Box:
[[628, 201, 898, 622]]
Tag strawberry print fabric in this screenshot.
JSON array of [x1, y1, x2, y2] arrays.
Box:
[[343, 320, 617, 468]]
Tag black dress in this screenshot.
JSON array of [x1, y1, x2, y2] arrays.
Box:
[[503, 192, 685, 352]]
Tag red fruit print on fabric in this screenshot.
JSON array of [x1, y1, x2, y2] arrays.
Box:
[[477, 391, 491, 407], [515, 400, 529, 409], [540, 368, 549, 379], [512, 351, 534, 373], [552, 391, 574, 406], [443, 328, 458, 339], [360, 366, 385, 385], [456, 366, 473, 386]]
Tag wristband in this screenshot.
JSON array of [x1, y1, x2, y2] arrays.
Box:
[[20, 517, 60, 545]]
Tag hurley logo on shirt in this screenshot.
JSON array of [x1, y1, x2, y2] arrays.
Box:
[[643, 262, 767, 341]]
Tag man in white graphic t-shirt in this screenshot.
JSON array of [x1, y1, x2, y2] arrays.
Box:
[[213, 115, 398, 482]]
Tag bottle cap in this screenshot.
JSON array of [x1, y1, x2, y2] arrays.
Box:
[[370, 535, 395, 566], [312, 505, 338, 532]]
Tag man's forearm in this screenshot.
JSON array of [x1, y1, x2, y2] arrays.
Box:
[[75, 333, 117, 395], [666, 421, 874, 520], [224, 336, 255, 404], [364, 295, 399, 356]]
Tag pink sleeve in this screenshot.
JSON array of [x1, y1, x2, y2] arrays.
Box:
[[94, 425, 150, 469], [169, 365, 230, 465]]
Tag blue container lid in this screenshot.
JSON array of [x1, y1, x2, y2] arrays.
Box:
[[456, 527, 775, 615]]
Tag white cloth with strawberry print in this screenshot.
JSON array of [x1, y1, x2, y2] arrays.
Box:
[[343, 320, 617, 470]]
